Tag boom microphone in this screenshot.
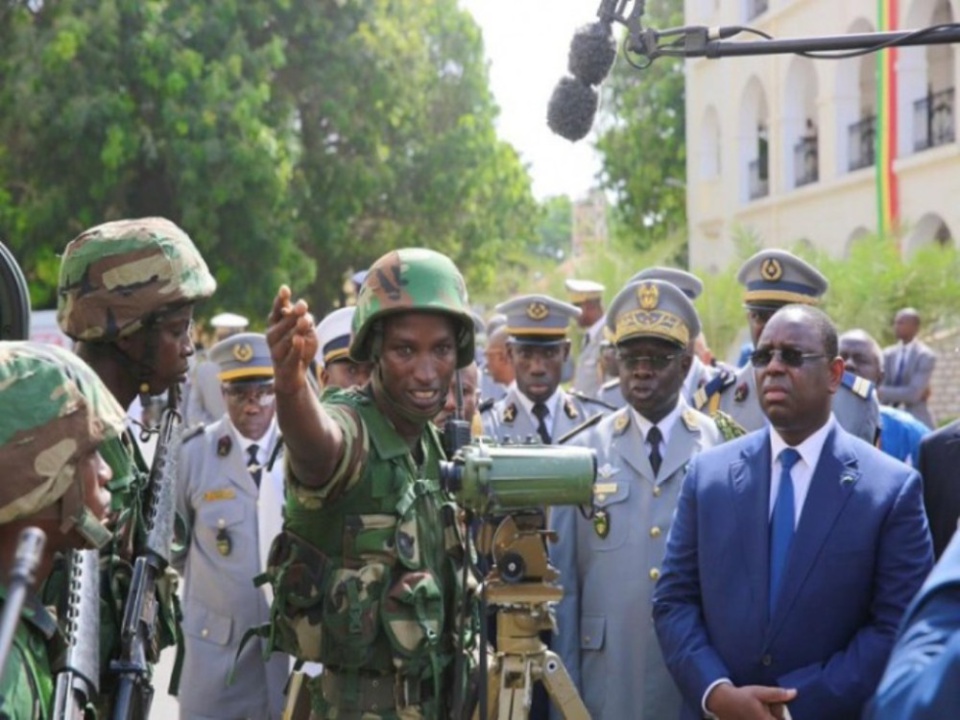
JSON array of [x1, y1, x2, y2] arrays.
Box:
[[547, 20, 616, 142], [547, 77, 599, 142]]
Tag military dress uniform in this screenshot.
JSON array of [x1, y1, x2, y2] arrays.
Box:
[[550, 279, 723, 720], [695, 249, 879, 444], [173, 334, 289, 720]]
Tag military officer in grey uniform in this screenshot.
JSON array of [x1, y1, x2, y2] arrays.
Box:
[[479, 323, 512, 404], [696, 249, 879, 443], [566, 279, 606, 397], [185, 312, 249, 426], [314, 306, 372, 391], [481, 294, 612, 444], [173, 332, 290, 720], [551, 279, 723, 720]]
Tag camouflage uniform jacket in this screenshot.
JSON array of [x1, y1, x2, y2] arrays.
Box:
[[0, 588, 59, 719], [268, 387, 474, 719]]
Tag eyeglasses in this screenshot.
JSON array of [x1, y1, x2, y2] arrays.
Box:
[[616, 352, 680, 371], [224, 386, 275, 406], [750, 348, 826, 368]]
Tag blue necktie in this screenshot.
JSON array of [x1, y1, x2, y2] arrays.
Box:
[[769, 448, 800, 613]]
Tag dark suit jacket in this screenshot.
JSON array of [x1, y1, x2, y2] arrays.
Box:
[[865, 529, 960, 719], [653, 425, 933, 720], [918, 419, 960, 559]]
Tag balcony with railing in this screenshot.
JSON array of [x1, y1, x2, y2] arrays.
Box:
[[747, 0, 769, 20], [848, 115, 876, 171], [748, 159, 769, 200], [914, 87, 955, 152], [794, 136, 819, 187]]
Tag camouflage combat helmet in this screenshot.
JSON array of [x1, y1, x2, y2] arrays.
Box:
[[57, 217, 217, 341], [350, 248, 475, 368], [0, 342, 126, 547]]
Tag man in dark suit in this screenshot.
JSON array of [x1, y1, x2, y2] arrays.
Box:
[[865, 529, 960, 719], [917, 420, 960, 559], [653, 304, 933, 720], [878, 307, 937, 428]]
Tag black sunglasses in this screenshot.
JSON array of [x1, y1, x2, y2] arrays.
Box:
[[616, 352, 680, 371], [750, 347, 826, 368]]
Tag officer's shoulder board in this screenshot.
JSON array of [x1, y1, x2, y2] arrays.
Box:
[[557, 411, 605, 445], [693, 368, 737, 411], [478, 397, 496, 414], [182, 423, 205, 444], [841, 371, 875, 400], [681, 408, 707, 432], [569, 389, 617, 411], [601, 378, 619, 392]]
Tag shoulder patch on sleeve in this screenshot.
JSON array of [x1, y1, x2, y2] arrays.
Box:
[[182, 423, 205, 443], [557, 411, 605, 445], [570, 389, 617, 411], [693, 369, 736, 411], [842, 371, 875, 399], [601, 378, 620, 391]]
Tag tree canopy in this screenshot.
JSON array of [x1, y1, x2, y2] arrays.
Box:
[[0, 0, 539, 319]]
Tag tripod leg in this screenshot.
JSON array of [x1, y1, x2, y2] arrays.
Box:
[[540, 650, 590, 720]]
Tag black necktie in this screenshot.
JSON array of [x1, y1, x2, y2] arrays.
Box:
[[647, 425, 663, 477], [247, 444, 262, 488], [532, 402, 552, 444]]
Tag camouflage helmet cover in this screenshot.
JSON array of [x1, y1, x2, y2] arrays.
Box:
[[350, 248, 475, 368], [0, 341, 126, 525], [57, 217, 217, 341]]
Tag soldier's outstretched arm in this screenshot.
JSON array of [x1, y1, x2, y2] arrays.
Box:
[[267, 285, 344, 487]]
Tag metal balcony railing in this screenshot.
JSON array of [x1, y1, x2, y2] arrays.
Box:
[[914, 87, 955, 152], [794, 137, 819, 187], [748, 159, 769, 200], [848, 115, 876, 171]]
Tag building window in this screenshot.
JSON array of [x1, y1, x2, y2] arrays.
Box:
[[848, 114, 876, 171], [913, 85, 955, 151], [794, 120, 818, 187], [749, 123, 769, 200]]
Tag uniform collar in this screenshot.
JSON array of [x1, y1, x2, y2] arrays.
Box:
[[629, 400, 682, 446], [516, 386, 561, 420]]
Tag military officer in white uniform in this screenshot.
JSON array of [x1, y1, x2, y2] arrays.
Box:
[[481, 294, 611, 444], [696, 249, 879, 443], [314, 306, 372, 391], [566, 279, 606, 397], [598, 267, 719, 409], [551, 279, 723, 720], [173, 332, 290, 720]]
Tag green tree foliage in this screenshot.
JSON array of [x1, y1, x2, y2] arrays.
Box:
[[0, 0, 538, 319], [534, 195, 572, 259], [594, 0, 685, 249]]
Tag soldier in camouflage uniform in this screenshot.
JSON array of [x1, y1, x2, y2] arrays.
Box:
[[264, 248, 478, 720], [54, 217, 217, 708], [0, 342, 126, 717]]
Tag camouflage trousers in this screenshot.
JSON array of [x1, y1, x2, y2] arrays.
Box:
[[284, 670, 438, 720]]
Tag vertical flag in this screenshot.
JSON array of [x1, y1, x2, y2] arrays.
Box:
[[876, 0, 900, 236]]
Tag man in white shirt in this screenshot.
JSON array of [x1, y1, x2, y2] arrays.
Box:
[[653, 304, 933, 720]]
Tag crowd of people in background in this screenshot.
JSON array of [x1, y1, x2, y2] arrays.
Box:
[[2, 219, 959, 720]]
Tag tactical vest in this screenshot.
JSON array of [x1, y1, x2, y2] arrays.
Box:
[[265, 391, 474, 714]]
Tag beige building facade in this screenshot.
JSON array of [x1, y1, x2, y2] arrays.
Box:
[[686, 0, 960, 270]]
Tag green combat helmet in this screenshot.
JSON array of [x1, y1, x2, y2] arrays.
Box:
[[57, 217, 216, 342], [350, 247, 475, 368], [0, 341, 126, 548]]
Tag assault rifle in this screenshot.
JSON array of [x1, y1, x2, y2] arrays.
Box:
[[52, 549, 101, 719], [110, 387, 182, 719]]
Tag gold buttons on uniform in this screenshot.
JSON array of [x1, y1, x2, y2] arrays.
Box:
[[201, 628, 209, 638], [649, 568, 661, 581], [652, 486, 662, 497], [650, 526, 662, 538]]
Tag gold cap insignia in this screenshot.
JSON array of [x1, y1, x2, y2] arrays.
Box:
[[233, 343, 254, 363], [760, 258, 783, 282], [638, 283, 659, 310], [526, 302, 549, 321]]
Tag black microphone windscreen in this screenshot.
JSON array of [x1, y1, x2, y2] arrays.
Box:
[[547, 76, 599, 142], [568, 22, 616, 86]]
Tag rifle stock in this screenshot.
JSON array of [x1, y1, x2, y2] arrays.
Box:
[[52, 549, 101, 719], [110, 388, 182, 720]]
